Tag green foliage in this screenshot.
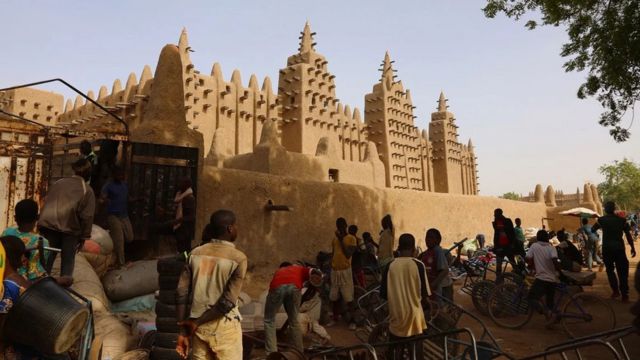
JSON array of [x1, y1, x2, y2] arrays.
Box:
[[484, 0, 639, 142], [501, 192, 521, 200], [597, 158, 640, 210]]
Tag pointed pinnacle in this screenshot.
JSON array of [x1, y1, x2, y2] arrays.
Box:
[[179, 27, 189, 49], [381, 51, 394, 83], [299, 21, 315, 53], [438, 91, 448, 112]]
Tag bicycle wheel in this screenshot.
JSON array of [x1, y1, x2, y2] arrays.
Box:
[[502, 272, 524, 286], [471, 280, 495, 315], [561, 293, 616, 338], [368, 322, 390, 360], [488, 282, 533, 329]]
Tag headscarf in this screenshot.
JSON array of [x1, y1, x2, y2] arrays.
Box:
[[0, 243, 6, 296]]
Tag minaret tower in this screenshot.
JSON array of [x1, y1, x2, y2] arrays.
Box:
[[364, 52, 423, 190], [429, 92, 464, 193], [278, 22, 340, 154]]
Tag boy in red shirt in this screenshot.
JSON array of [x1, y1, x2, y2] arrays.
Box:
[[264, 263, 323, 354]]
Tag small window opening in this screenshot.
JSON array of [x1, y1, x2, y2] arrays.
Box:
[[328, 169, 339, 182]]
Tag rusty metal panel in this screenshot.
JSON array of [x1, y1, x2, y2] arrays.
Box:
[[0, 118, 51, 230], [0, 157, 11, 229]]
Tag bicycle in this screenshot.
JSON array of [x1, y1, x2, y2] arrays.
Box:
[[487, 275, 615, 338]]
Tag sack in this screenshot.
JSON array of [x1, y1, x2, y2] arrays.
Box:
[[50, 253, 111, 313], [111, 294, 157, 313], [91, 225, 114, 255], [103, 260, 159, 302], [82, 240, 101, 254], [95, 314, 137, 359], [82, 252, 112, 278]]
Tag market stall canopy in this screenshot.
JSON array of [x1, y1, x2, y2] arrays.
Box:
[[559, 207, 600, 218]]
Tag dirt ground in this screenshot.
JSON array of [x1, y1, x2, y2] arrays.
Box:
[[246, 249, 640, 359]]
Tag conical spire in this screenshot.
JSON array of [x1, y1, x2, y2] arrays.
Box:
[[298, 21, 316, 54], [231, 69, 242, 86], [98, 85, 108, 100], [178, 27, 189, 51], [248, 74, 259, 90], [64, 99, 73, 112], [381, 51, 394, 83], [438, 91, 448, 112]]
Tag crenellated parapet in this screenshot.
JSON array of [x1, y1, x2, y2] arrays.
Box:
[[57, 63, 154, 133], [18, 23, 479, 194]]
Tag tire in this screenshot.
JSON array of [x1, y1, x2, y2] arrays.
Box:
[[561, 293, 616, 338], [155, 317, 180, 333], [150, 346, 182, 360], [471, 280, 495, 316], [158, 275, 181, 290], [157, 257, 185, 276], [155, 302, 178, 318], [157, 290, 178, 305], [139, 330, 156, 350], [154, 332, 179, 348], [488, 282, 533, 329]]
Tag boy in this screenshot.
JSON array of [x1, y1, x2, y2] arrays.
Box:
[[361, 232, 378, 270], [580, 218, 603, 271], [264, 263, 323, 354], [526, 230, 561, 321], [381, 234, 430, 359], [420, 228, 453, 303], [2, 199, 49, 281], [101, 166, 133, 267], [0, 236, 30, 313], [329, 218, 357, 330], [349, 225, 367, 288]]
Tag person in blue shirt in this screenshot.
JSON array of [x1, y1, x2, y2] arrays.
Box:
[[100, 166, 133, 267], [580, 217, 603, 271], [0, 236, 29, 314], [2, 199, 50, 281]]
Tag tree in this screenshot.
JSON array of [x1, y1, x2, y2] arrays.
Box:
[[483, 0, 639, 142], [597, 158, 640, 210], [501, 192, 521, 200]]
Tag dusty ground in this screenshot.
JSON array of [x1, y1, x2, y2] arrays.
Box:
[[246, 249, 640, 359]]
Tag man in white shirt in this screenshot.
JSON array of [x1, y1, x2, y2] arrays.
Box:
[[526, 230, 562, 317]]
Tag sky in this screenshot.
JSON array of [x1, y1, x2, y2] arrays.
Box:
[[1, 0, 638, 196]]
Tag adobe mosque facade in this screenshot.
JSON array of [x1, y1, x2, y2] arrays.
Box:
[[1, 23, 478, 195]]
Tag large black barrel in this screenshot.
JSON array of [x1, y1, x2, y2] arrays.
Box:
[[3, 277, 89, 354]]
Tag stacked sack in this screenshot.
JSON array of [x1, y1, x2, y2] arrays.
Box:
[[81, 225, 116, 277], [150, 255, 187, 360], [50, 253, 137, 359]]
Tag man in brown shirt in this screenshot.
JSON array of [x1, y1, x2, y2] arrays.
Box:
[[176, 209, 247, 360], [40, 158, 95, 286]]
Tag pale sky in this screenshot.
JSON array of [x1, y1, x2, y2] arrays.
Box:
[[2, 0, 638, 196]]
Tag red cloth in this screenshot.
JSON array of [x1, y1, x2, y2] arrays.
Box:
[[269, 265, 310, 290], [495, 219, 509, 246], [421, 249, 437, 284]]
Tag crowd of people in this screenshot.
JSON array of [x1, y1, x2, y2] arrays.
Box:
[[0, 147, 639, 360]]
